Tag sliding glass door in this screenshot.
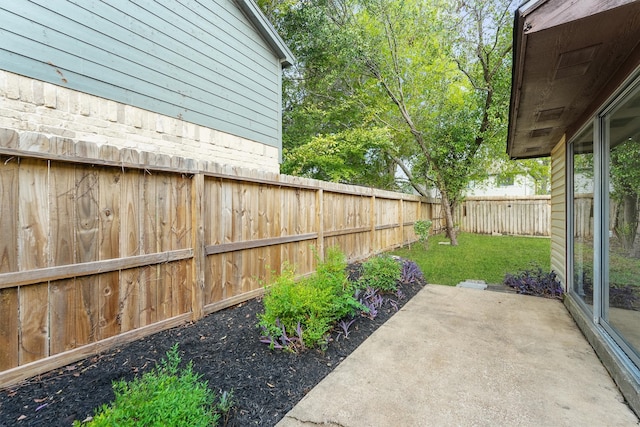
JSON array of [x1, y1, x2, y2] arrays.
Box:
[[571, 124, 595, 312], [601, 80, 640, 367], [569, 74, 640, 370]]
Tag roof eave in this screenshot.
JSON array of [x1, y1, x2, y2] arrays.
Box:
[[234, 0, 295, 68]]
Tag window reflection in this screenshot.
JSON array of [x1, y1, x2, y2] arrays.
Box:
[[605, 86, 640, 359], [572, 124, 594, 309]]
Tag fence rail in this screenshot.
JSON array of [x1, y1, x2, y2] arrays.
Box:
[[0, 130, 434, 387]]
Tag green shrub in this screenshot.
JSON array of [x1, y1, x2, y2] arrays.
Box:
[[413, 220, 433, 248], [360, 255, 402, 292], [76, 344, 233, 427], [258, 247, 363, 349]]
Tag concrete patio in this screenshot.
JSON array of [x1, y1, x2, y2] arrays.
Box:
[[277, 285, 639, 426]]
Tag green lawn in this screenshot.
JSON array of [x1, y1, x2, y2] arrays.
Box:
[[392, 232, 551, 286]]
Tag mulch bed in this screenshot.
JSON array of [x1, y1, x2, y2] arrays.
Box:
[[0, 262, 427, 427]]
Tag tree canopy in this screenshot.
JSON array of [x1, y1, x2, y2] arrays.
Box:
[[262, 0, 546, 244]]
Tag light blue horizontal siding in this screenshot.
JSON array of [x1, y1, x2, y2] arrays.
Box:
[[0, 0, 283, 150]]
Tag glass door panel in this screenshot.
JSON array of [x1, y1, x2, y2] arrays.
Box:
[[572, 124, 595, 311], [603, 83, 640, 365]]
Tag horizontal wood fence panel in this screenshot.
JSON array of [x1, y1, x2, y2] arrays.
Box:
[[205, 233, 317, 255], [0, 134, 435, 388], [0, 250, 193, 289]]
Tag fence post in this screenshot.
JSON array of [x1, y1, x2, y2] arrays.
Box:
[[399, 198, 404, 247], [316, 188, 324, 261], [190, 171, 205, 321], [370, 195, 376, 255]]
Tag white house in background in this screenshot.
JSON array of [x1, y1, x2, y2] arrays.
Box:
[[465, 174, 537, 197]]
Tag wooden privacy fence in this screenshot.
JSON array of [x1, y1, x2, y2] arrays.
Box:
[[0, 129, 434, 387], [574, 193, 594, 238], [456, 196, 552, 236]]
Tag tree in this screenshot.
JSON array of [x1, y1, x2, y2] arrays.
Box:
[[610, 140, 640, 255], [348, 0, 515, 244], [262, 0, 516, 245], [259, 0, 402, 189]]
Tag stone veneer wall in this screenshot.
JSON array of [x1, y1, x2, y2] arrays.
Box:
[[0, 70, 280, 173]]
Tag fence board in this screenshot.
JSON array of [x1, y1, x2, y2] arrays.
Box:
[[170, 175, 185, 316], [157, 173, 172, 321], [0, 156, 18, 273], [0, 157, 19, 370], [50, 162, 76, 354], [17, 159, 49, 364], [18, 158, 48, 271], [19, 283, 49, 364], [141, 171, 158, 327], [75, 166, 100, 346], [49, 279, 76, 354], [98, 169, 121, 339], [0, 288, 18, 370], [120, 169, 141, 332]]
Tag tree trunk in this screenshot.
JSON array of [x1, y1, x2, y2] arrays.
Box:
[[440, 191, 458, 246], [615, 193, 638, 255]]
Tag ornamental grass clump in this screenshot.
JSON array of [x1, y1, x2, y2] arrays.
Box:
[[75, 344, 233, 427], [258, 247, 364, 350]]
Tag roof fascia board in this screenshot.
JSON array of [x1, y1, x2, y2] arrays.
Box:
[[234, 0, 295, 67], [506, 6, 531, 158], [518, 0, 548, 17]]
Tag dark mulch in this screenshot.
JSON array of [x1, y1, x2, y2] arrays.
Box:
[[0, 262, 427, 427]]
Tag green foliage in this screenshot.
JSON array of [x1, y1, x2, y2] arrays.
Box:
[[281, 127, 398, 189], [359, 255, 402, 292], [260, 0, 516, 245], [413, 220, 433, 248], [76, 344, 233, 427], [258, 247, 364, 349]]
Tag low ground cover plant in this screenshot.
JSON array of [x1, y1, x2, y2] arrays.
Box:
[[258, 249, 417, 351], [75, 344, 233, 426], [503, 266, 563, 300]]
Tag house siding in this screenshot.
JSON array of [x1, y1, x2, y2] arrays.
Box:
[[550, 136, 566, 287], [0, 70, 280, 172], [0, 0, 283, 153]]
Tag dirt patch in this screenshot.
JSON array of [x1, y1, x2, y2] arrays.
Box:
[[0, 264, 426, 427]]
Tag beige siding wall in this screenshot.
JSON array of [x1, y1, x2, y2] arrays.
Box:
[[0, 71, 280, 173], [550, 136, 567, 288]]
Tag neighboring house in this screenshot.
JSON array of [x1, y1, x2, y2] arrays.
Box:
[[0, 0, 293, 173], [466, 174, 537, 197], [509, 0, 640, 416]]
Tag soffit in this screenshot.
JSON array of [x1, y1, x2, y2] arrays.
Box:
[[507, 0, 640, 159]]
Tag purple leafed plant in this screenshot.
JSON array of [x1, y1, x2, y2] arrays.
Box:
[[336, 318, 357, 339], [401, 260, 425, 284], [609, 285, 639, 310], [359, 287, 384, 319], [259, 319, 305, 352], [504, 267, 563, 300]]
